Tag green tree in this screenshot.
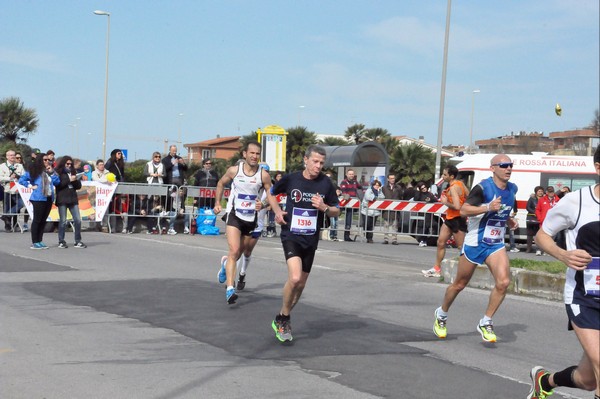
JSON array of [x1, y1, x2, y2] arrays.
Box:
[[0, 97, 39, 143], [319, 136, 349, 146], [285, 126, 318, 172], [364, 127, 390, 142], [344, 123, 367, 144], [390, 143, 437, 184], [589, 109, 599, 134]]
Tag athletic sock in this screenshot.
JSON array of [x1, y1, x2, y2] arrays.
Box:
[[553, 365, 578, 388], [240, 255, 251, 275], [539, 373, 553, 393], [226, 285, 234, 291], [436, 307, 448, 319], [480, 315, 493, 325]]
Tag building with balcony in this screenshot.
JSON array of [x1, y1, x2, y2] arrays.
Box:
[[184, 135, 241, 164]]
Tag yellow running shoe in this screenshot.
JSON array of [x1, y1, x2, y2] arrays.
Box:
[[433, 310, 447, 339], [477, 322, 497, 342]]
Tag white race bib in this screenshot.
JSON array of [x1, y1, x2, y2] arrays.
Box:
[[290, 207, 318, 235], [235, 193, 257, 216], [483, 218, 506, 245], [583, 258, 599, 298]]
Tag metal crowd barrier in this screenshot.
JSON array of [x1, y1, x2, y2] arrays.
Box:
[[320, 198, 447, 244], [1, 189, 29, 233]]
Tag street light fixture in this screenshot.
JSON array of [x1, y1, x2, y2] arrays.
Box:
[[178, 113, 184, 144], [298, 105, 305, 126], [469, 89, 481, 154], [94, 10, 110, 161]]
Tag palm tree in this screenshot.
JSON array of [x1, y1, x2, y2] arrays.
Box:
[[344, 123, 367, 144], [285, 126, 318, 172], [0, 97, 39, 143], [364, 127, 390, 142], [319, 136, 349, 146], [390, 143, 436, 184]]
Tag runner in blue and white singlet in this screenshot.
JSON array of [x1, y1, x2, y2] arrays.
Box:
[[432, 154, 519, 344], [463, 176, 518, 264]]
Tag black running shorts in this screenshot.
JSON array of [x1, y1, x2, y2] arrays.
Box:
[[282, 240, 317, 274], [225, 210, 257, 236]]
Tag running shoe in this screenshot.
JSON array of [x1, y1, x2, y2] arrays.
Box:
[[217, 256, 227, 284], [536, 250, 543, 256], [74, 242, 87, 249], [421, 267, 441, 278], [433, 309, 447, 339], [510, 247, 520, 253], [226, 288, 237, 304], [38, 242, 49, 249], [477, 322, 497, 342], [272, 316, 293, 342], [237, 273, 246, 290], [58, 241, 68, 249], [527, 366, 553, 399], [418, 241, 427, 247], [167, 229, 177, 235], [30, 242, 43, 250], [184, 227, 190, 234]]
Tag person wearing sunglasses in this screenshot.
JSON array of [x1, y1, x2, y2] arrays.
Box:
[[433, 154, 518, 343], [18, 154, 60, 249], [144, 151, 165, 185], [0, 150, 27, 232], [54, 156, 86, 249], [193, 158, 219, 210]]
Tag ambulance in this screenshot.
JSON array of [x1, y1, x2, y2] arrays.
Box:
[[450, 152, 597, 241]]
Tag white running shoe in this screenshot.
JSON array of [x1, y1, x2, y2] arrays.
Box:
[[167, 229, 177, 235], [421, 267, 441, 278], [418, 241, 427, 247]]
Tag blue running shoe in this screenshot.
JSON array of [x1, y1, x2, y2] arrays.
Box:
[[226, 288, 238, 304], [218, 255, 227, 284], [38, 242, 49, 249], [30, 242, 43, 250]]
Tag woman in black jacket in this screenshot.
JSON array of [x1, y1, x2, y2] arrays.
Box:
[[55, 156, 86, 248]]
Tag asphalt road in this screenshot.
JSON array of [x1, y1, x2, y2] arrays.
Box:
[[0, 228, 587, 399]]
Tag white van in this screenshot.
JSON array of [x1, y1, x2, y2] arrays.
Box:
[[450, 153, 597, 240]]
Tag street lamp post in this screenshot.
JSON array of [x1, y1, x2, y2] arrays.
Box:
[[469, 89, 481, 154], [178, 113, 184, 144], [434, 0, 452, 180], [94, 10, 110, 161], [298, 105, 305, 126]]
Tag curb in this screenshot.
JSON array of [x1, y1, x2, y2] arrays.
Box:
[[440, 259, 565, 301]]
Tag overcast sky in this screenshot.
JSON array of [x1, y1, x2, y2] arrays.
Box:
[[2, 0, 598, 162]]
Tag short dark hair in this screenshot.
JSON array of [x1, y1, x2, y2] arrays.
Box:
[[304, 144, 326, 158], [594, 144, 600, 164], [202, 158, 211, 165], [546, 186, 555, 193], [445, 165, 458, 178]]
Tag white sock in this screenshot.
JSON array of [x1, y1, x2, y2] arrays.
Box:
[[226, 285, 234, 291], [436, 307, 448, 319], [240, 255, 251, 275], [481, 315, 493, 325]]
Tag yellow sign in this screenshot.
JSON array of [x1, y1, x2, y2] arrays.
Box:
[[257, 125, 287, 171]]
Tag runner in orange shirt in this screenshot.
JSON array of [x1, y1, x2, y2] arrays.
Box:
[[422, 165, 469, 277]]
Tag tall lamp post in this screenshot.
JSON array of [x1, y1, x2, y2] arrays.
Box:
[[298, 105, 305, 126], [434, 0, 452, 180], [178, 113, 184, 144], [469, 89, 480, 154], [94, 10, 110, 161]]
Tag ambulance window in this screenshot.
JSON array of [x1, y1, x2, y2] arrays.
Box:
[[540, 173, 597, 192], [457, 171, 475, 189]]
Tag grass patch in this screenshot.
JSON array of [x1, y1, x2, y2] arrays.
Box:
[[510, 258, 565, 274]]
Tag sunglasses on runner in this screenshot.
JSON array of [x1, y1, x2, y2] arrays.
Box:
[[492, 162, 513, 169]]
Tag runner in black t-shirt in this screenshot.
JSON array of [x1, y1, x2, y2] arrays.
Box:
[[268, 145, 340, 342]]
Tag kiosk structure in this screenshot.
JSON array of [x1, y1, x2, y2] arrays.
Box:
[[257, 125, 287, 172]]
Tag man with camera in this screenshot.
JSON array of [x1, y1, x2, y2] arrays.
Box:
[[0, 150, 26, 232], [162, 145, 188, 187]]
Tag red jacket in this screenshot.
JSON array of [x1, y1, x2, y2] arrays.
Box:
[[535, 194, 559, 225]]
